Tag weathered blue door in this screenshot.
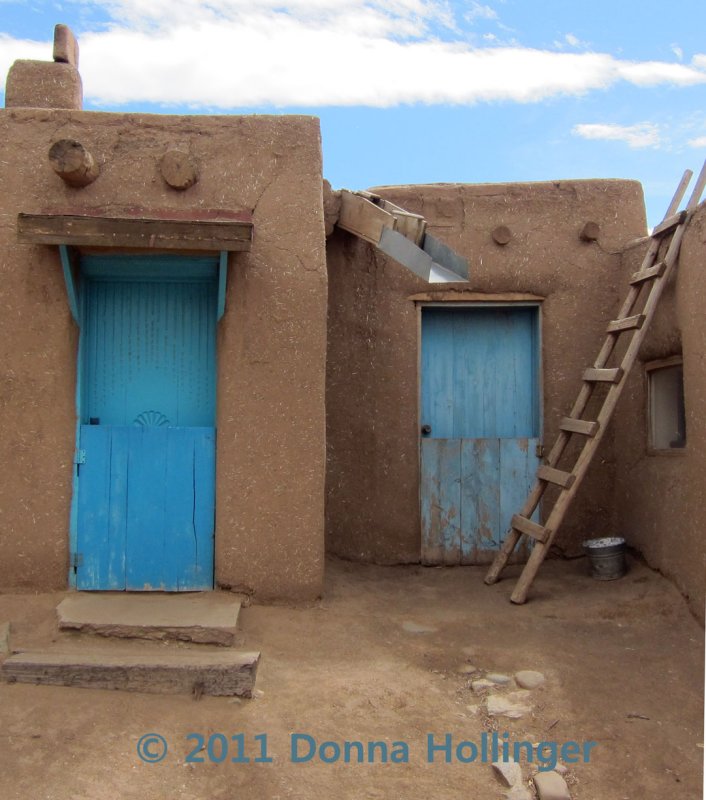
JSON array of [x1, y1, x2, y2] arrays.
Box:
[[75, 255, 217, 590], [420, 306, 540, 564]]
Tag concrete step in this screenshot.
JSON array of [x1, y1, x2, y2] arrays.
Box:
[[57, 592, 241, 646], [1, 647, 260, 696]]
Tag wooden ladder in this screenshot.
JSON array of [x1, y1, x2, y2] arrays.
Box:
[[485, 161, 706, 604]]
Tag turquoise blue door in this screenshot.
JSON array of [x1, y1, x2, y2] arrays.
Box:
[[420, 306, 540, 564], [75, 255, 217, 590]]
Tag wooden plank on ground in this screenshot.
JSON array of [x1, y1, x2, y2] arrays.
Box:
[[17, 213, 253, 251], [1, 649, 260, 696]]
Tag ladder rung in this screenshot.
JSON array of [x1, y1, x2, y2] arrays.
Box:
[[583, 367, 624, 383], [630, 261, 666, 285], [537, 465, 576, 489], [606, 314, 645, 334], [651, 210, 687, 237], [560, 417, 600, 436], [511, 514, 550, 543], [483, 165, 705, 603]]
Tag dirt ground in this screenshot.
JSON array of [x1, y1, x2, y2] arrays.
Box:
[[0, 555, 703, 800]]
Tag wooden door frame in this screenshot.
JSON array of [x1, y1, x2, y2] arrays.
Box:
[[416, 298, 545, 559]]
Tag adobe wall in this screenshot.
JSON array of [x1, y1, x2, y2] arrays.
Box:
[[326, 180, 647, 564], [0, 107, 327, 601], [613, 202, 706, 621]]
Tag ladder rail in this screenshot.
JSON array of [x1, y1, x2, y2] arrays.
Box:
[[485, 163, 705, 595], [485, 168, 694, 586]]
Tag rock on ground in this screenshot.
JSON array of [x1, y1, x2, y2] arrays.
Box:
[[487, 672, 512, 684], [533, 770, 572, 800], [492, 758, 523, 787], [487, 690, 532, 718], [515, 670, 546, 689]]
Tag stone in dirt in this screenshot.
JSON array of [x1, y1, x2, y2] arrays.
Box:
[[487, 672, 512, 684], [515, 669, 546, 689], [492, 758, 523, 787], [487, 690, 532, 718], [533, 770, 572, 800], [0, 621, 10, 655], [458, 664, 476, 674], [402, 621, 437, 633], [471, 678, 496, 692]]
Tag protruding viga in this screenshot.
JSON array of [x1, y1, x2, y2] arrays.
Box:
[[48, 139, 99, 187]]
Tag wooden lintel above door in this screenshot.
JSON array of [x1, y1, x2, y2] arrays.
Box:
[[17, 207, 253, 252]]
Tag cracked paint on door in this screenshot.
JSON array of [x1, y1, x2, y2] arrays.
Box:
[[420, 306, 540, 564]]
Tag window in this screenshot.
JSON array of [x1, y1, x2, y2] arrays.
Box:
[[647, 358, 686, 451]]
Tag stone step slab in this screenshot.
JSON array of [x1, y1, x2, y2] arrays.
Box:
[[57, 592, 241, 646], [1, 648, 259, 696]]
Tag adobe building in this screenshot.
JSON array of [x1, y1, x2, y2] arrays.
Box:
[[1, 27, 703, 620], [1, 27, 327, 602]]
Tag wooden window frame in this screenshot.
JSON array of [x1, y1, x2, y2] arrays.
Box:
[[645, 355, 687, 456]]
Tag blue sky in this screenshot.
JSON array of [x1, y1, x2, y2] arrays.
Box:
[[1, 1, 705, 227]]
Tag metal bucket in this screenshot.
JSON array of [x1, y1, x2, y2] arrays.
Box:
[[583, 537, 626, 581]]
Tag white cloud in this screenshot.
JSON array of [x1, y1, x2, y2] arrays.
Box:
[[0, 2, 705, 108], [572, 122, 662, 149], [616, 59, 704, 87], [671, 44, 683, 61], [464, 2, 498, 22], [688, 136, 706, 148], [0, 33, 50, 63]]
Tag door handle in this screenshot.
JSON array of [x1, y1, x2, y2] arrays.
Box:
[[421, 424, 432, 435]]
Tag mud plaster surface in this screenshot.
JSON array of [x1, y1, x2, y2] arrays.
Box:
[[326, 180, 647, 564], [0, 556, 702, 799], [0, 108, 327, 600], [613, 201, 706, 621]]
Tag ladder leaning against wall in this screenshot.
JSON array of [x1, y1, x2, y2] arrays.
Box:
[[484, 160, 706, 604]]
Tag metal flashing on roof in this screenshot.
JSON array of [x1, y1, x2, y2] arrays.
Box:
[[336, 189, 468, 283]]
